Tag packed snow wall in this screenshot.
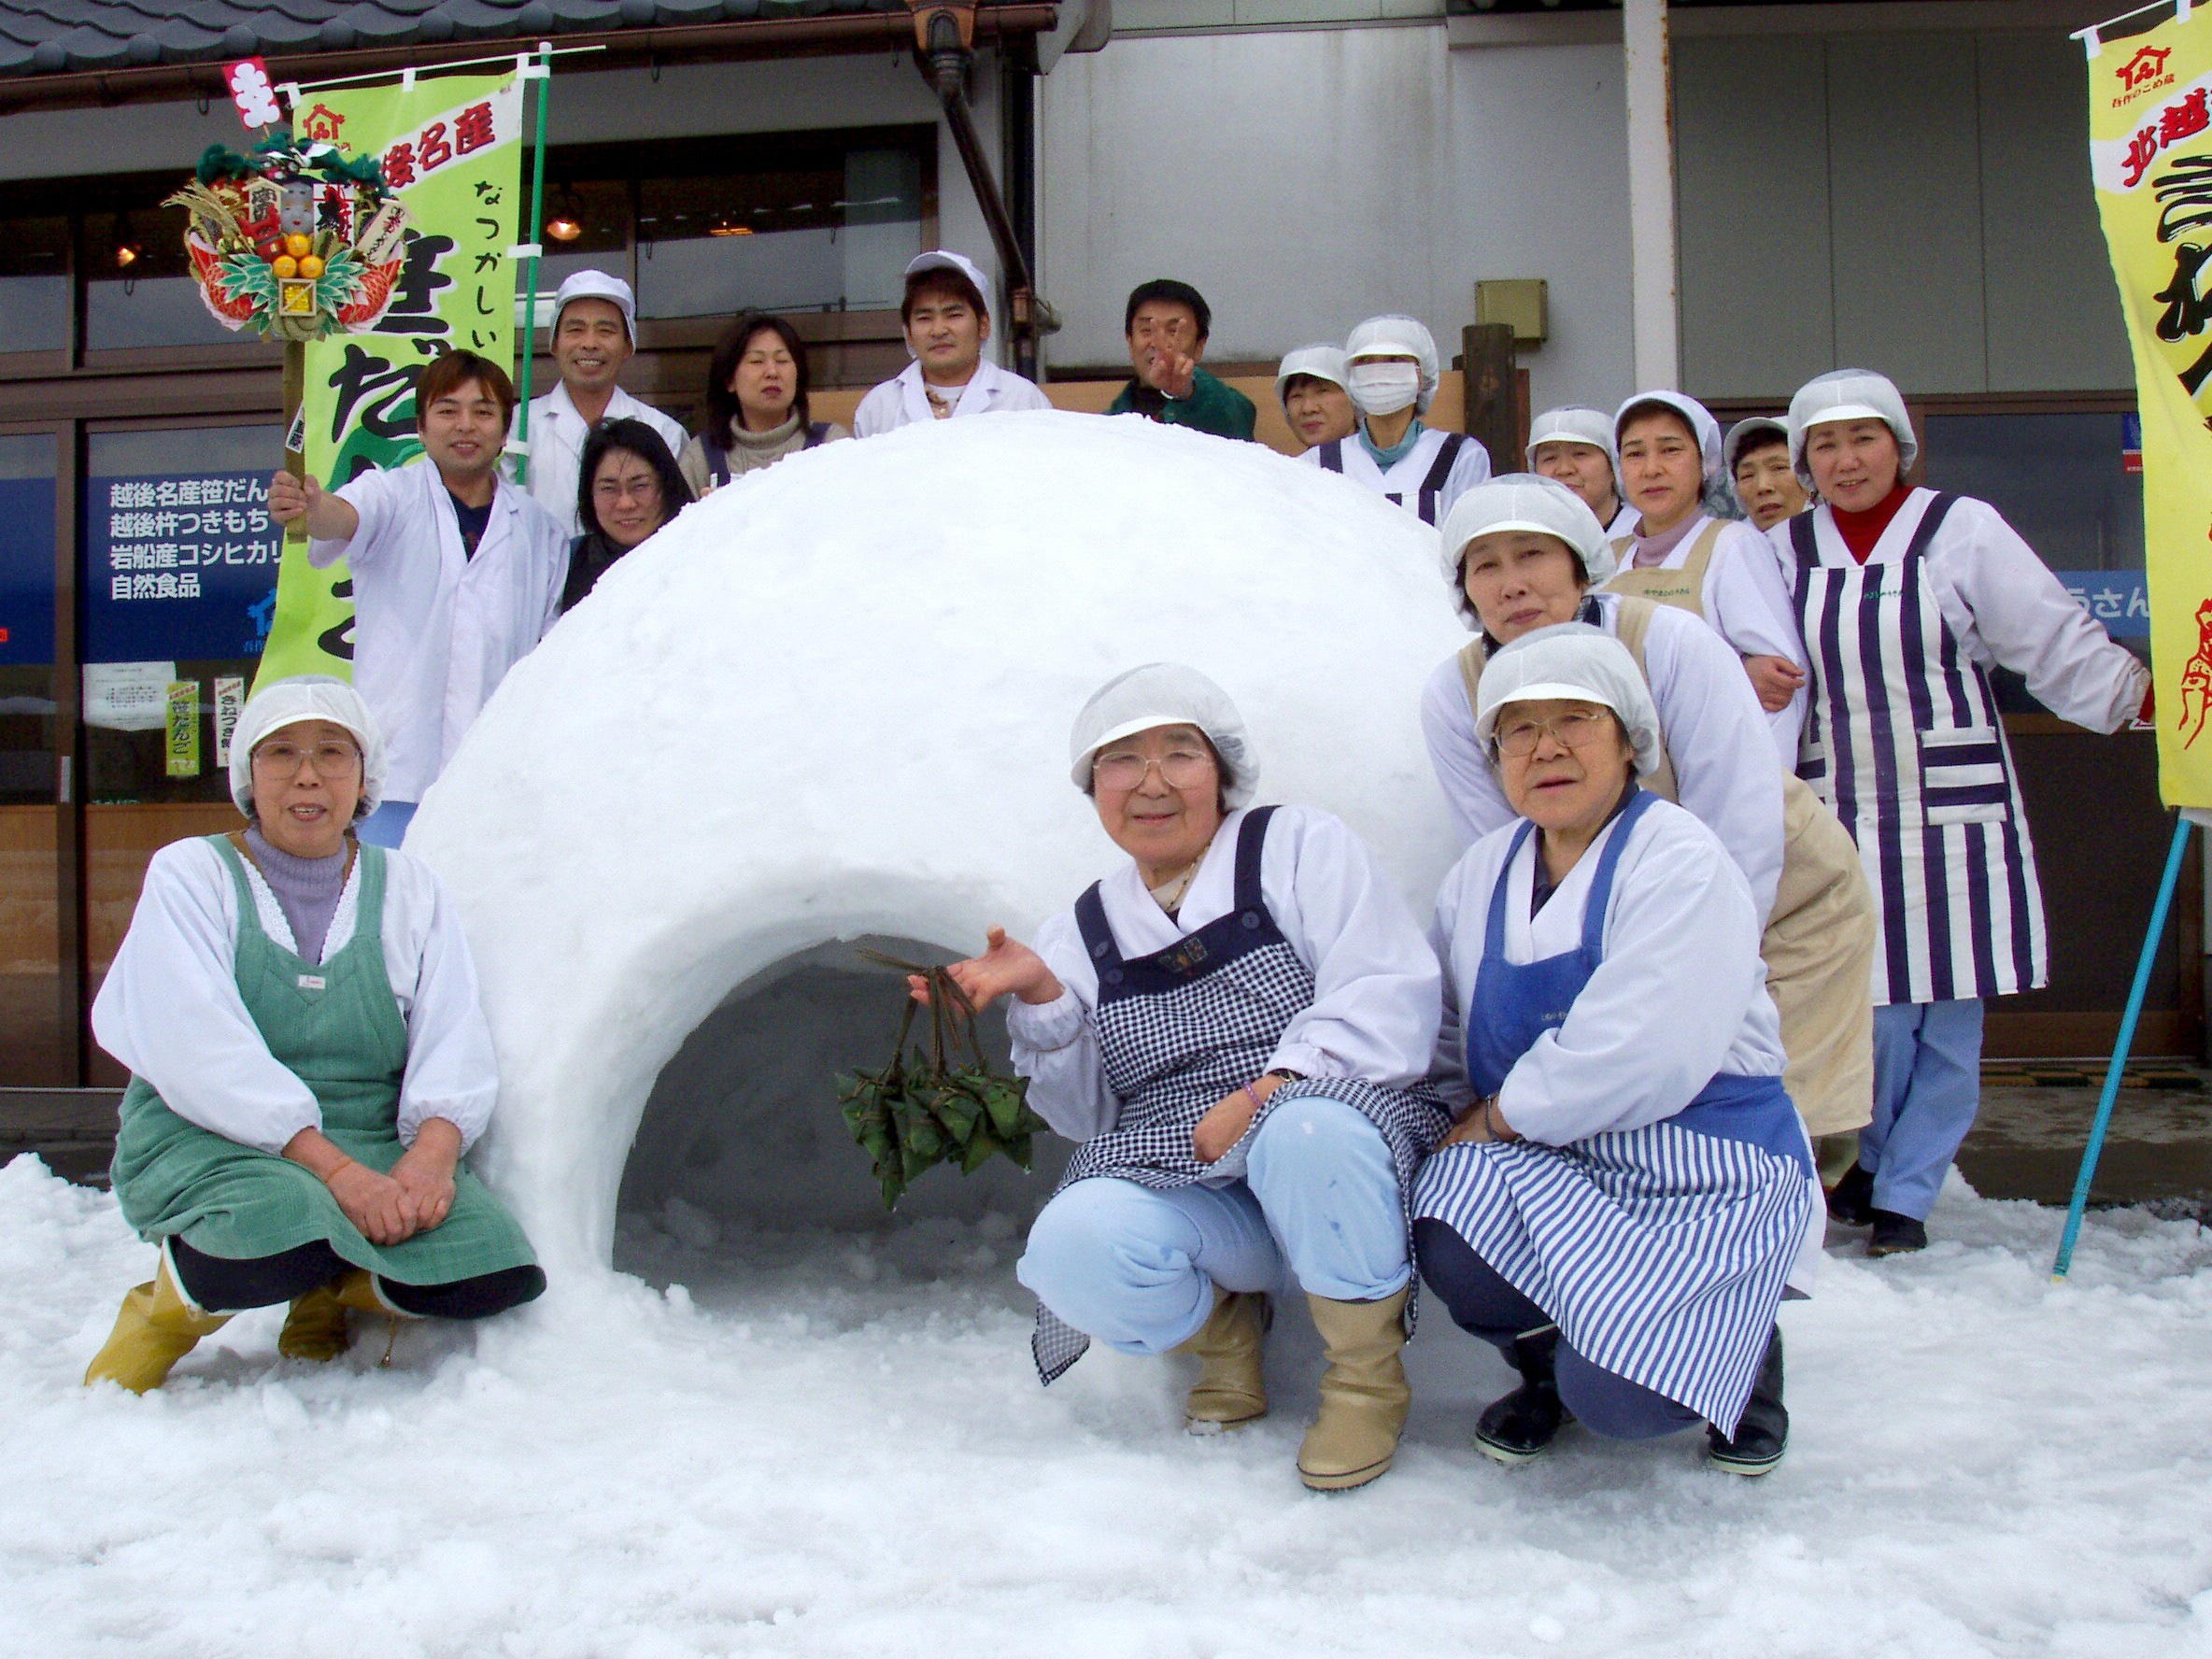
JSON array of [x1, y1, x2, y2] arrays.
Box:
[[406, 412, 1469, 1281]]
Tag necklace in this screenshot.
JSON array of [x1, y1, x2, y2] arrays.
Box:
[[1147, 837, 1213, 915]]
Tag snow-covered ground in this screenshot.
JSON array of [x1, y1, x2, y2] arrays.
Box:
[[6, 1153, 2209, 1658]]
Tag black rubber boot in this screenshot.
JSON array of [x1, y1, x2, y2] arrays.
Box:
[[1475, 1326, 1571, 1465], [1826, 1163, 1875, 1227], [1866, 1210, 1929, 1257], [1707, 1327, 1788, 1476]]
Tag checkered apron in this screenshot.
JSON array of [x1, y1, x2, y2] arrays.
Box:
[[1032, 806, 1454, 1382]]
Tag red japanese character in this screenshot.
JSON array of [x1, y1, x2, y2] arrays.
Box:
[[418, 121, 452, 172], [453, 101, 496, 157], [2163, 87, 2210, 149], [2125, 124, 2162, 190], [381, 141, 417, 190]]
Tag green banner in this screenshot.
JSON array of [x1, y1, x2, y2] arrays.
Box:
[[255, 70, 525, 688]]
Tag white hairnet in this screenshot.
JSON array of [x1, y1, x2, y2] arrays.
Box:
[[1615, 390, 1723, 481], [1275, 344, 1350, 404], [1439, 473, 1616, 628], [1787, 367, 1917, 480], [1527, 404, 1617, 462], [1723, 416, 1789, 477], [229, 674, 387, 822], [1476, 622, 1665, 780], [1069, 663, 1258, 810], [1345, 314, 1439, 414]]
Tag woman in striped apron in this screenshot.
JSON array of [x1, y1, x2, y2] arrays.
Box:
[[1297, 315, 1491, 525], [1775, 370, 2152, 1255], [83, 677, 544, 1393], [1415, 628, 1822, 1474], [922, 664, 1452, 1491], [1422, 477, 1876, 1166]]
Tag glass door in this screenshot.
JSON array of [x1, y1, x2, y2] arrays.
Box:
[[0, 431, 65, 1082]]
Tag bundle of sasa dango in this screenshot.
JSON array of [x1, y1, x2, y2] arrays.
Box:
[[838, 949, 1044, 1209]]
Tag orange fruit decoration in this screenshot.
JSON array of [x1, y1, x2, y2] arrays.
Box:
[[297, 254, 326, 280], [272, 254, 298, 278], [284, 233, 312, 259]]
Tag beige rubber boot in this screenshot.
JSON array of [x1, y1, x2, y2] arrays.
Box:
[[277, 1283, 351, 1363], [1171, 1287, 1269, 1433], [1298, 1286, 1412, 1491], [333, 1269, 417, 1367], [83, 1246, 232, 1394]]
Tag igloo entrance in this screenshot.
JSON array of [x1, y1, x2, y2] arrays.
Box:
[[612, 936, 1068, 1274]]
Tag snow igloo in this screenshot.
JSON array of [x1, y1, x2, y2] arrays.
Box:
[[405, 412, 1470, 1283]]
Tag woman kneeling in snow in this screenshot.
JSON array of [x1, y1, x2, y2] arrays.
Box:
[[1414, 629, 1821, 1475], [921, 664, 1451, 1491], [83, 677, 545, 1394]]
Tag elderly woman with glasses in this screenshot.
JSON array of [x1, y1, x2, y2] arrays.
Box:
[[82, 676, 544, 1394], [1415, 627, 1822, 1477], [919, 663, 1452, 1491]]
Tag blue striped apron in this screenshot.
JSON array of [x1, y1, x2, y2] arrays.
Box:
[[1031, 806, 1453, 1383], [1411, 793, 1813, 1434], [1787, 491, 2045, 1005], [1317, 430, 1469, 524]]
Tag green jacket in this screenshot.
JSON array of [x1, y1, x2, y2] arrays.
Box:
[[1108, 366, 1257, 441]]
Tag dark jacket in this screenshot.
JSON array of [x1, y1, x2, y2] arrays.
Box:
[[1108, 366, 1257, 441]]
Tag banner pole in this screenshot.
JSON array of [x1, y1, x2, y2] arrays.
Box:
[[512, 41, 552, 486], [2053, 813, 2194, 1278]]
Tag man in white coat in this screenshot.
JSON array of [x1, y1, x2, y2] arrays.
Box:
[[268, 349, 570, 848], [1297, 314, 1491, 526], [510, 270, 688, 538], [853, 250, 1052, 436]]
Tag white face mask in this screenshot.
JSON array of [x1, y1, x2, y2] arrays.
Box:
[[1347, 361, 1421, 418]]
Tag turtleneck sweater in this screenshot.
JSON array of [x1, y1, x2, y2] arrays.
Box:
[[245, 822, 349, 966]]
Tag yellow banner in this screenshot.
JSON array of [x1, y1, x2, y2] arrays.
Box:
[[2091, 7, 2212, 806]]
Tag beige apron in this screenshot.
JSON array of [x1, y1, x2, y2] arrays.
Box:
[[1457, 591, 1875, 1137], [1601, 519, 1723, 610]]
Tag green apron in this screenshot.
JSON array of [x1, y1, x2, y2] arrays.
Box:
[[110, 834, 537, 1287]]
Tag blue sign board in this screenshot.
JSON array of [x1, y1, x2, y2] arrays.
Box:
[[2052, 569, 2149, 639], [0, 475, 54, 665], [82, 470, 278, 662]]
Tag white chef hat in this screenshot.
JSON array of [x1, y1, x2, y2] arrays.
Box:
[[1787, 368, 1918, 480], [904, 249, 991, 315], [1723, 416, 1790, 477], [1527, 404, 1618, 463], [1275, 344, 1350, 404], [229, 674, 387, 822], [1068, 662, 1258, 810], [1615, 390, 1723, 482], [1475, 623, 1665, 779], [1345, 314, 1439, 414], [549, 269, 637, 343], [1439, 473, 1616, 629]]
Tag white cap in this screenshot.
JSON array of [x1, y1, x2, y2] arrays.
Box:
[[1526, 405, 1618, 462], [904, 249, 991, 312], [230, 674, 388, 822], [1345, 314, 1439, 414], [1275, 344, 1350, 403], [549, 269, 637, 342], [1787, 368, 1918, 479], [1439, 473, 1615, 628], [1723, 416, 1790, 477], [1069, 662, 1258, 809], [1475, 623, 1665, 779], [1615, 390, 1723, 481]]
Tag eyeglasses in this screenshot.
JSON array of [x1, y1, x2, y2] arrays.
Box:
[[251, 739, 362, 775], [592, 475, 663, 504], [1494, 709, 1615, 758], [1092, 748, 1216, 791]]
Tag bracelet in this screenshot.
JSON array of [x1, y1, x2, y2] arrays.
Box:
[[1242, 1081, 1266, 1113], [324, 1155, 356, 1183]]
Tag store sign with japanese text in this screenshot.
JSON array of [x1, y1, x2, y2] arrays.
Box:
[[83, 471, 279, 663], [257, 70, 523, 687]]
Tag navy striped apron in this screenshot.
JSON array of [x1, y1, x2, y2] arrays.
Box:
[[1031, 806, 1453, 1383], [1788, 491, 2045, 1005], [1317, 431, 1468, 524], [1411, 792, 1812, 1434]]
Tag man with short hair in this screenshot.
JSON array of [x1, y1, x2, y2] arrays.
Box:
[[269, 349, 569, 847], [1107, 279, 1255, 441], [512, 270, 688, 537], [853, 250, 1052, 436]]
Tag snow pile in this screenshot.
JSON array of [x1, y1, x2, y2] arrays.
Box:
[[8, 1155, 2211, 1655], [406, 412, 1466, 1279]]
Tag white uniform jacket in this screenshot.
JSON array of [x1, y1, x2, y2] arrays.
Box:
[[510, 382, 689, 539], [1421, 591, 1785, 922], [1006, 805, 1444, 1141], [1297, 425, 1494, 526], [852, 358, 1053, 436], [1608, 511, 1809, 766], [1605, 501, 1640, 539], [310, 462, 569, 803], [91, 837, 501, 1156]]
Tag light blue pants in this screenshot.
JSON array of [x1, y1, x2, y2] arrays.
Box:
[[1863, 998, 1985, 1221], [1016, 1094, 1410, 1356], [354, 799, 418, 849]]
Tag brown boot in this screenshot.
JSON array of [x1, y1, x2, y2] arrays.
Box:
[[1170, 1287, 1269, 1433], [83, 1247, 233, 1394], [1298, 1286, 1412, 1492], [277, 1282, 352, 1362]]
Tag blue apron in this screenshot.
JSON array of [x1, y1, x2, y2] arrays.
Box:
[[1414, 792, 1813, 1434]]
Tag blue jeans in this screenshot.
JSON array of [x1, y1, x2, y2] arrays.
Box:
[[354, 799, 418, 849], [1864, 999, 1985, 1221], [1016, 1094, 1410, 1356]]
